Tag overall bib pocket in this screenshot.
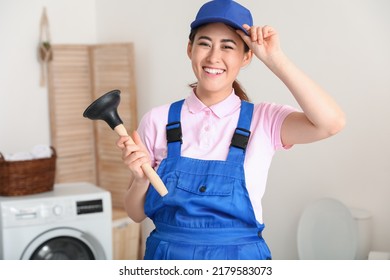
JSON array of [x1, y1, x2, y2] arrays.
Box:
[[176, 172, 234, 196]]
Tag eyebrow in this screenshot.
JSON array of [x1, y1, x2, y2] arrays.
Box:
[[197, 36, 237, 45]]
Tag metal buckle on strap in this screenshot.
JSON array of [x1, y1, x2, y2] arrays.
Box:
[[230, 128, 251, 150], [166, 121, 182, 143]]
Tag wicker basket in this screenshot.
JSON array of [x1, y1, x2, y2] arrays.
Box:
[[0, 147, 56, 196]]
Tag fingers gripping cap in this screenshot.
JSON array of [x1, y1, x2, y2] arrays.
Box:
[[190, 0, 253, 35]]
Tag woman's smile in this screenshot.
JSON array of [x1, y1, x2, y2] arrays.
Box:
[[203, 67, 225, 75]]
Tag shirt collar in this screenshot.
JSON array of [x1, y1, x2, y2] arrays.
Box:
[[186, 90, 241, 118]]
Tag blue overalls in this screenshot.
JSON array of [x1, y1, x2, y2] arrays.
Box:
[[144, 99, 271, 260]]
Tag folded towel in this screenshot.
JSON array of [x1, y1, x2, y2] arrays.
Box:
[[31, 145, 52, 159], [4, 145, 52, 161], [4, 152, 34, 161]]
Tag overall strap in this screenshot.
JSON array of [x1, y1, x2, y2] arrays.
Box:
[[166, 99, 185, 158], [227, 101, 254, 164]]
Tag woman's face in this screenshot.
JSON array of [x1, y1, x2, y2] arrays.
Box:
[[187, 23, 252, 101]]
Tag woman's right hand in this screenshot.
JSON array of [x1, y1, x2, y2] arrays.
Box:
[[116, 130, 151, 181]]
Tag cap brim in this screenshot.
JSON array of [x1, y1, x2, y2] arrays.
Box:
[[191, 17, 249, 35]]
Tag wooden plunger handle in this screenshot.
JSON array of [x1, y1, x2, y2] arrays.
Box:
[[114, 124, 168, 197]]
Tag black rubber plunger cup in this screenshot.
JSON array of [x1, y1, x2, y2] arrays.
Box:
[[83, 89, 123, 130], [83, 90, 168, 197]]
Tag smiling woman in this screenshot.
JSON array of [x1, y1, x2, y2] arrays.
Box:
[[116, 0, 345, 260], [187, 23, 253, 105]]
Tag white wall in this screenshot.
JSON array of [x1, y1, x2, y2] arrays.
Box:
[[0, 0, 97, 153], [1, 0, 390, 259]]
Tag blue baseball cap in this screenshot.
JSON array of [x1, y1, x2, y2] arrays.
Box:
[[190, 0, 253, 35]]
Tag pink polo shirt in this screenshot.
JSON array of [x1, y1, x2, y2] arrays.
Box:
[[138, 91, 296, 223]]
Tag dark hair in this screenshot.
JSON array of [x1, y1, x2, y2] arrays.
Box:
[[188, 26, 250, 102]]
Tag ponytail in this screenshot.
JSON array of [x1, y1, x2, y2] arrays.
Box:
[[232, 80, 249, 101]]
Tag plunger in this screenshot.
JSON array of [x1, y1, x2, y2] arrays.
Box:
[[83, 89, 168, 197]]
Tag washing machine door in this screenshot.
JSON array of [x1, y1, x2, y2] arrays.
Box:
[[21, 227, 107, 260]]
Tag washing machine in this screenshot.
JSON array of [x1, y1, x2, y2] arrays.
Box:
[[0, 182, 112, 260]]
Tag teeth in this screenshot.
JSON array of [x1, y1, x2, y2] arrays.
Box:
[[204, 67, 224, 74]]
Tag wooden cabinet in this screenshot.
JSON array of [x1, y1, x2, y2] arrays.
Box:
[[112, 208, 141, 260]]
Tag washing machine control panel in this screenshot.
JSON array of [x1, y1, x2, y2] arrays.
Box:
[[1, 199, 75, 228], [1, 197, 106, 228], [52, 205, 64, 216]]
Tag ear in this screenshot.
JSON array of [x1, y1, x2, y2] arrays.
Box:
[[241, 50, 253, 68], [187, 41, 193, 59]]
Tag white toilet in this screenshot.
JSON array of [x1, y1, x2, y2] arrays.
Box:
[[297, 198, 372, 260]]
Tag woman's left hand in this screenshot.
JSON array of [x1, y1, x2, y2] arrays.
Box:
[[237, 24, 282, 64]]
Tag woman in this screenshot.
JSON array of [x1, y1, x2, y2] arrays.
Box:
[[117, 0, 345, 260]]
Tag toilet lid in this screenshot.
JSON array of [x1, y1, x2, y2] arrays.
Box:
[[297, 198, 358, 260]]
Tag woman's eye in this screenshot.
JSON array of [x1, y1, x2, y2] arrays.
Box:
[[223, 45, 234, 50], [199, 42, 210, 47]]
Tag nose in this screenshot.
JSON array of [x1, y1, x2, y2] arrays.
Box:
[[206, 46, 221, 64]]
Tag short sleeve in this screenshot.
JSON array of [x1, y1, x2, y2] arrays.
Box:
[[253, 103, 297, 150]]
